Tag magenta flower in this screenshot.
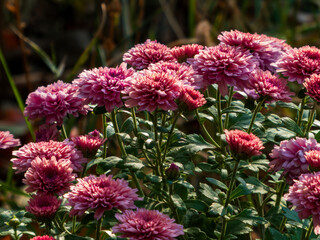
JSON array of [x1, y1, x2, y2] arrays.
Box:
[[112, 208, 184, 240], [23, 156, 75, 195], [71, 130, 106, 158], [64, 174, 141, 220], [304, 74, 320, 102], [170, 44, 204, 62], [0, 131, 20, 149], [11, 140, 86, 173], [244, 69, 293, 102], [284, 172, 320, 235], [218, 30, 286, 71], [24, 80, 90, 126], [274, 45, 320, 84], [123, 39, 176, 70], [225, 129, 264, 159], [30, 236, 56, 240], [178, 86, 206, 111], [269, 137, 320, 183], [123, 69, 182, 112], [26, 193, 61, 220], [74, 63, 135, 112], [305, 150, 320, 169], [189, 44, 259, 96], [35, 124, 60, 142]]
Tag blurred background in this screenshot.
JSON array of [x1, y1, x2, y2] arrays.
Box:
[[1, 0, 320, 180]]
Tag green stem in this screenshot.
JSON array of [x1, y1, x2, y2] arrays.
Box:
[[297, 96, 306, 127], [195, 109, 220, 149], [216, 90, 224, 134], [304, 102, 317, 138], [61, 124, 68, 140], [131, 108, 139, 136], [279, 217, 287, 233], [0, 48, 35, 141], [102, 114, 108, 159], [224, 86, 234, 129], [162, 111, 180, 163], [152, 109, 162, 176], [220, 158, 241, 240], [247, 97, 266, 134], [96, 218, 102, 240], [275, 180, 286, 209], [304, 219, 313, 240], [71, 216, 77, 233]]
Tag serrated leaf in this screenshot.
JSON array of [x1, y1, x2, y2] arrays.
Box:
[[245, 176, 269, 194], [184, 199, 209, 212], [184, 227, 208, 239], [282, 117, 304, 136], [96, 156, 123, 173], [230, 209, 267, 226], [206, 177, 228, 190], [209, 202, 224, 216], [171, 194, 187, 214], [120, 117, 134, 134], [277, 101, 299, 110], [226, 220, 252, 235], [266, 227, 289, 240], [199, 183, 218, 202], [283, 207, 302, 223], [222, 106, 246, 114], [230, 184, 251, 201], [106, 123, 115, 138], [86, 158, 106, 170]]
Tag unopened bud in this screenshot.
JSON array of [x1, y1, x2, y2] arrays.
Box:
[[8, 216, 20, 228], [165, 163, 180, 181]]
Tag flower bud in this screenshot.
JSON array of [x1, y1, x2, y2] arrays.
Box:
[[165, 163, 180, 181], [8, 216, 20, 228]]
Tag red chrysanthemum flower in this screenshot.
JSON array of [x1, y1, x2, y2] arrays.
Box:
[[178, 86, 206, 111], [74, 63, 135, 112], [304, 150, 320, 169], [274, 45, 320, 84], [11, 140, 86, 173], [170, 44, 204, 62], [304, 74, 320, 102], [269, 137, 320, 183], [26, 193, 61, 220], [224, 129, 264, 159], [285, 172, 320, 235], [123, 69, 182, 112], [30, 236, 56, 240], [24, 80, 90, 126], [244, 69, 293, 102], [189, 44, 259, 95], [123, 39, 176, 70], [23, 156, 75, 195], [0, 131, 20, 149], [112, 208, 184, 240], [71, 130, 106, 158], [64, 174, 141, 220]]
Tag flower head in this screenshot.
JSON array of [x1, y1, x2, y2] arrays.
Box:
[[71, 130, 106, 158], [123, 39, 176, 70], [112, 208, 184, 240], [74, 63, 135, 112], [224, 129, 264, 159], [26, 193, 61, 221], [24, 80, 90, 126], [35, 124, 60, 142], [170, 44, 204, 62], [304, 150, 320, 169], [23, 156, 75, 195], [64, 174, 141, 220], [0, 131, 20, 149], [178, 86, 206, 111], [30, 236, 56, 240], [284, 172, 320, 235], [304, 74, 320, 102], [11, 140, 86, 173], [269, 137, 320, 183], [245, 69, 293, 102], [274, 45, 320, 84], [123, 69, 182, 112], [189, 44, 259, 95]]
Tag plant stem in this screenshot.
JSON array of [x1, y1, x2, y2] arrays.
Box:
[[224, 86, 234, 129], [297, 96, 306, 126], [275, 180, 286, 209], [304, 219, 313, 240], [96, 218, 102, 240], [279, 216, 287, 233], [304, 102, 317, 138], [220, 158, 241, 240], [71, 216, 77, 233], [102, 114, 108, 159], [61, 124, 68, 140], [216, 90, 224, 134], [247, 97, 266, 134]]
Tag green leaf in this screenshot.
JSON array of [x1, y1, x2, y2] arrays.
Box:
[[267, 114, 282, 125], [96, 156, 123, 174], [106, 123, 115, 138], [184, 227, 208, 239], [185, 134, 216, 153], [245, 176, 270, 194], [222, 106, 246, 114], [199, 183, 218, 202], [124, 155, 144, 171], [283, 207, 302, 223], [229, 184, 251, 201], [86, 158, 106, 170], [171, 194, 187, 214], [282, 117, 304, 136], [209, 202, 224, 216], [206, 177, 228, 190], [230, 209, 267, 226], [65, 234, 94, 240], [265, 227, 289, 240], [184, 199, 209, 212], [277, 101, 299, 110], [120, 117, 134, 134], [226, 220, 252, 235]]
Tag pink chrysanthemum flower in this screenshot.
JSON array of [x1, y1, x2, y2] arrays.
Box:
[[24, 80, 90, 126], [74, 63, 135, 112], [64, 174, 141, 220], [218, 30, 285, 71], [0, 131, 20, 149], [224, 129, 264, 159], [30, 236, 56, 240], [269, 137, 320, 183], [244, 69, 293, 102], [304, 150, 320, 169], [71, 130, 106, 158], [123, 39, 176, 70], [304, 74, 320, 102], [178, 86, 206, 111], [35, 124, 60, 142], [123, 69, 182, 112], [274, 45, 320, 84], [11, 140, 86, 173], [26, 193, 61, 220], [170, 44, 204, 62], [189, 44, 259, 96], [284, 172, 320, 235], [23, 156, 75, 195], [112, 208, 184, 240]]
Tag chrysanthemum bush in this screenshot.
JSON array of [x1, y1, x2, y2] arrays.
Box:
[[4, 30, 320, 240]]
